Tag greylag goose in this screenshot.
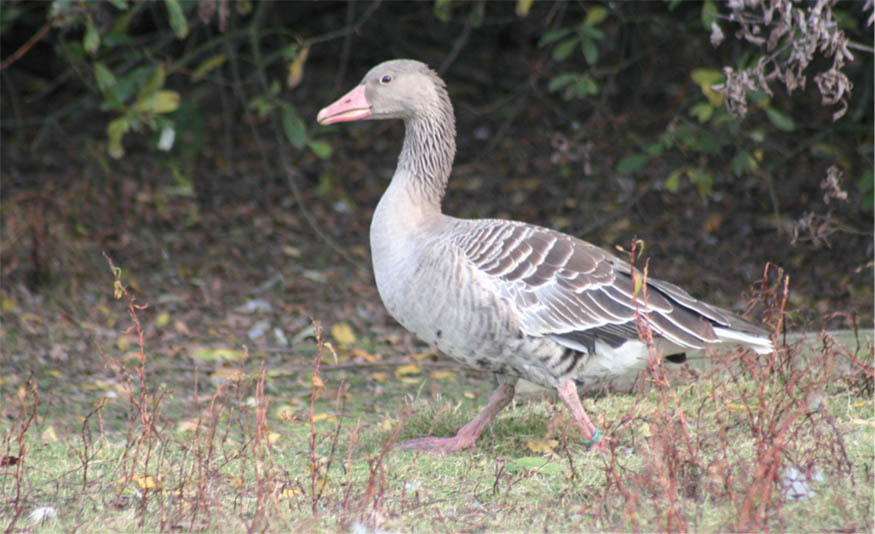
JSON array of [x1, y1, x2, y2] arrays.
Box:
[[317, 59, 772, 453]]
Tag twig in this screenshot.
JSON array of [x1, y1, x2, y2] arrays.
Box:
[[0, 22, 52, 71], [439, 0, 483, 75]]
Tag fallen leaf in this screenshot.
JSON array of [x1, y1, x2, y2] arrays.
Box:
[[370, 372, 388, 383], [351, 348, 379, 362], [526, 438, 558, 454], [155, 311, 171, 328], [41, 426, 57, 443], [430, 370, 456, 381], [192, 347, 245, 362], [394, 364, 422, 379], [331, 323, 356, 346]]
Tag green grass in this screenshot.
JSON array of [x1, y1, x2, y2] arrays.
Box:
[[2, 336, 872, 532], [2, 264, 873, 532]]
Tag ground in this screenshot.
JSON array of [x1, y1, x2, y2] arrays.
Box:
[[1, 53, 873, 531]]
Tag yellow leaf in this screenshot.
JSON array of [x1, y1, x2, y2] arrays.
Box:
[[135, 90, 180, 114], [370, 372, 388, 383], [231, 476, 244, 489], [44, 369, 62, 378], [267, 432, 281, 444], [515, 0, 533, 17], [464, 391, 476, 399], [526, 438, 558, 454], [691, 68, 724, 108], [41, 426, 58, 443], [1, 296, 18, 312], [430, 370, 456, 381], [287, 46, 309, 89], [122, 350, 142, 362], [280, 488, 302, 498], [394, 364, 422, 380], [116, 335, 131, 351], [107, 116, 130, 159], [155, 311, 171, 328], [853, 401, 867, 408], [378, 419, 395, 431], [132, 475, 160, 490], [331, 323, 356, 345], [311, 413, 335, 423]]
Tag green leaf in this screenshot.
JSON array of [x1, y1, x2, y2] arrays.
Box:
[[616, 153, 651, 174], [664, 168, 684, 193], [689, 168, 714, 196], [585, 6, 609, 26], [574, 75, 599, 97], [307, 139, 333, 159], [139, 66, 166, 100], [547, 73, 577, 92], [539, 27, 574, 47], [644, 142, 664, 158], [433, 0, 451, 22], [94, 62, 117, 93], [192, 54, 227, 81], [731, 149, 757, 175], [135, 90, 180, 114], [581, 37, 598, 65], [282, 105, 307, 148], [164, 0, 189, 39], [83, 17, 100, 54], [765, 107, 795, 131], [107, 0, 127, 8], [552, 37, 578, 61], [690, 101, 714, 123], [107, 116, 130, 159], [701, 0, 718, 30]]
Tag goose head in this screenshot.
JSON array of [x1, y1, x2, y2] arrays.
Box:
[[317, 59, 447, 125]]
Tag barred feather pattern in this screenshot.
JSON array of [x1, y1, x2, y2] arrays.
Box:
[[359, 59, 772, 391]]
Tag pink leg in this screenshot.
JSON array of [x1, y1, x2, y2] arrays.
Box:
[[556, 380, 606, 453], [400, 382, 516, 454]]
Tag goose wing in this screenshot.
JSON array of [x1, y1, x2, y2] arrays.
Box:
[[456, 220, 763, 353]]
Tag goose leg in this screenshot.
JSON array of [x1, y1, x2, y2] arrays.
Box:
[[400, 382, 516, 453], [556, 379, 606, 453]]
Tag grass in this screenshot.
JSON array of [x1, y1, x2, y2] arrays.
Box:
[[1, 260, 873, 532]]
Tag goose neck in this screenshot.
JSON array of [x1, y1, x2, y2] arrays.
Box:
[[396, 105, 456, 210]]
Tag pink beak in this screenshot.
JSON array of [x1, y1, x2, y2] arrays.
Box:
[[317, 84, 372, 125]]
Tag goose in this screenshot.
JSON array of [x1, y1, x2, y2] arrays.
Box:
[[317, 59, 773, 453]]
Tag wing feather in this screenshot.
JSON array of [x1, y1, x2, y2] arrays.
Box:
[[458, 220, 768, 352]]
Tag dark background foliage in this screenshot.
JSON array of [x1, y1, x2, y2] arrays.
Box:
[[2, 0, 872, 329]]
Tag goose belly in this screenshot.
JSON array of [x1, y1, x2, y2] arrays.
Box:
[[371, 243, 575, 388]]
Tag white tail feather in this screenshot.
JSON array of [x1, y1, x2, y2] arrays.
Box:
[[713, 327, 773, 354]]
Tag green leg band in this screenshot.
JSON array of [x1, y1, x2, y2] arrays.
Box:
[[581, 428, 601, 449]]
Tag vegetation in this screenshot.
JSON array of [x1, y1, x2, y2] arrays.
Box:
[[2, 1, 872, 532]]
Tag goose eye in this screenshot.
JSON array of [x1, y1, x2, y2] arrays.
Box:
[[380, 74, 393, 84]]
